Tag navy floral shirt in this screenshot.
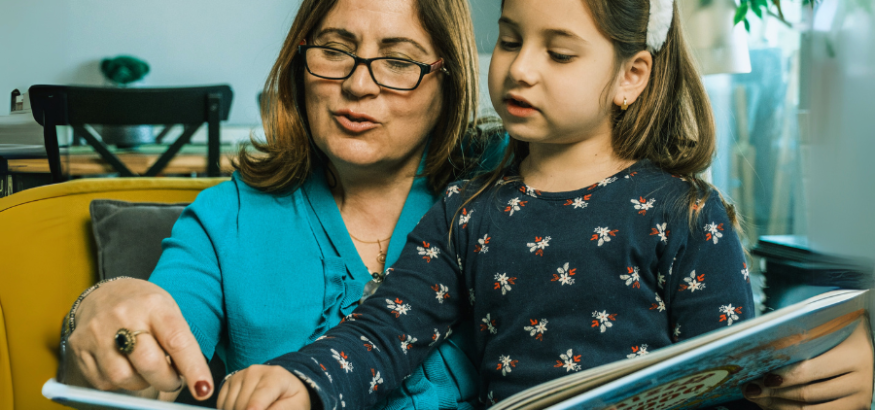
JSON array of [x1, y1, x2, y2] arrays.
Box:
[[268, 160, 754, 409]]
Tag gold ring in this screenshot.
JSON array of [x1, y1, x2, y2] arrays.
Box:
[[114, 328, 149, 355]]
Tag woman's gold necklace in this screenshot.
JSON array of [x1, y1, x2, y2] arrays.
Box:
[[348, 232, 391, 265]]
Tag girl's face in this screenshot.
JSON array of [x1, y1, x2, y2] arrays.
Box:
[[488, 0, 618, 144], [305, 0, 444, 171]]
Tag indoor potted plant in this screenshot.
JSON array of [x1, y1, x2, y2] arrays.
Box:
[[98, 55, 153, 147]]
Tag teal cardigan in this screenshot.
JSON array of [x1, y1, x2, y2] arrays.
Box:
[[150, 164, 485, 410]]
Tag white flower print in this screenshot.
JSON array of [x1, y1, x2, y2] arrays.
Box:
[[504, 197, 527, 216], [679, 271, 706, 292], [519, 185, 540, 198], [398, 334, 417, 354], [458, 208, 473, 229], [624, 171, 639, 179], [497, 355, 519, 376], [446, 185, 460, 198], [493, 273, 517, 295], [591, 310, 617, 333], [741, 263, 750, 282], [429, 328, 441, 346], [705, 222, 724, 244], [632, 197, 656, 215], [339, 394, 346, 409], [650, 222, 669, 243], [526, 236, 551, 256], [468, 288, 475, 306], [719, 304, 743, 326], [552, 262, 576, 285], [565, 196, 589, 209], [294, 370, 321, 391], [657, 272, 666, 289], [431, 284, 450, 303], [650, 293, 666, 312], [341, 313, 361, 323], [554, 349, 582, 372], [360, 336, 380, 352], [331, 349, 353, 373], [311, 358, 333, 383], [592, 226, 619, 247], [487, 391, 496, 405], [475, 234, 490, 253], [481, 313, 498, 334], [445, 326, 453, 339], [596, 176, 618, 188], [626, 344, 650, 359], [673, 324, 682, 341], [456, 256, 463, 271], [386, 298, 412, 318], [524, 318, 548, 341], [620, 266, 641, 289], [369, 369, 383, 394], [417, 241, 440, 263]]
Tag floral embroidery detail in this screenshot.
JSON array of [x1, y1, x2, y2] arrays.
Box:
[[650, 222, 669, 243], [632, 197, 656, 215], [481, 313, 498, 334], [487, 391, 496, 405], [504, 197, 528, 216], [417, 241, 440, 262], [564, 194, 592, 209], [369, 369, 383, 394], [295, 370, 321, 391], [620, 266, 641, 289], [494, 273, 517, 295], [591, 310, 617, 333], [468, 288, 476, 306], [679, 271, 706, 292], [497, 355, 519, 376], [719, 304, 743, 326], [692, 198, 704, 210], [519, 185, 540, 198], [650, 293, 666, 312], [361, 336, 380, 352], [386, 298, 411, 317], [475, 234, 490, 253], [627, 344, 650, 359], [589, 176, 618, 190], [459, 208, 473, 229], [552, 262, 576, 285], [339, 394, 345, 408], [341, 313, 362, 323], [705, 222, 724, 244], [592, 227, 619, 246], [657, 272, 666, 289], [527, 236, 551, 256], [429, 328, 441, 346], [673, 324, 682, 342], [625, 171, 638, 179], [431, 284, 450, 303], [398, 334, 417, 354], [524, 318, 548, 341], [331, 349, 353, 373], [741, 263, 750, 282], [554, 349, 582, 372], [312, 358, 333, 383], [456, 256, 463, 271], [446, 185, 461, 198]]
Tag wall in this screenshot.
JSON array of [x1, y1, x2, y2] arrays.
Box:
[[0, 0, 502, 125]]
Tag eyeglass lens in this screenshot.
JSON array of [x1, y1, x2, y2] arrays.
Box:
[[306, 48, 422, 90]]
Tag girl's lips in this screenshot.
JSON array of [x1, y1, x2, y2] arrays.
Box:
[[505, 98, 538, 118], [335, 114, 380, 133]]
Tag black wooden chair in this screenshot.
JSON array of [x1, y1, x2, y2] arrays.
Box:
[[27, 85, 233, 182]]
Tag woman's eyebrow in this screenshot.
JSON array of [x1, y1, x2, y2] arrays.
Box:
[[314, 27, 358, 42], [543, 28, 589, 44], [381, 37, 428, 55]]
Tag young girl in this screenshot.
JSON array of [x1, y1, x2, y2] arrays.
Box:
[[218, 0, 754, 409]]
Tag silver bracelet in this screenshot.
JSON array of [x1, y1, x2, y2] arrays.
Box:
[[61, 276, 135, 340]]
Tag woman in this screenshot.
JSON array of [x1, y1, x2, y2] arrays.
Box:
[[62, 0, 873, 408]]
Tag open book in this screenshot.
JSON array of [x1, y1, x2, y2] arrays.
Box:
[[493, 289, 869, 410], [43, 290, 868, 410]]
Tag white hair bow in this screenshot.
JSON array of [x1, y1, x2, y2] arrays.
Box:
[[647, 0, 674, 52]]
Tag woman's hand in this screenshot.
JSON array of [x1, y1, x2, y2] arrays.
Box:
[[742, 320, 874, 409], [217, 365, 311, 410], [67, 278, 214, 399]]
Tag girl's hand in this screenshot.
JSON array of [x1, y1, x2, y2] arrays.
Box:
[[742, 320, 874, 409], [217, 365, 312, 410], [67, 278, 214, 399]]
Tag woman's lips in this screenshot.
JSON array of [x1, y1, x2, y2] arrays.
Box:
[[334, 110, 380, 133]]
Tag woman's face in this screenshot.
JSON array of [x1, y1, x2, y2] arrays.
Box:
[[305, 0, 444, 172]]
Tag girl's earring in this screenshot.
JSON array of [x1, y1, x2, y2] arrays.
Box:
[[621, 98, 629, 111]]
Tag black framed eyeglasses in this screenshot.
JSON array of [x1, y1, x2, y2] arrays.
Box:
[[298, 44, 448, 91]]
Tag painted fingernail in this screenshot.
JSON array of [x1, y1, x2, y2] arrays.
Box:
[[764, 373, 783, 387], [195, 380, 211, 397], [744, 383, 762, 397]]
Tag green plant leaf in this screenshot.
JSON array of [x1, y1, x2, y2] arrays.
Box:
[[734, 0, 751, 25]]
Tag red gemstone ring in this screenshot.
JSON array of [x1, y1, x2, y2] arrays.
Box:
[[115, 328, 149, 355]]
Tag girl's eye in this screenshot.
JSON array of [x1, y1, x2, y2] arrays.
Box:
[[549, 52, 575, 63], [499, 40, 521, 50]]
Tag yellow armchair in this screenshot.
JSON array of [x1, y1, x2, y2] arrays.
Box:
[[0, 177, 226, 410]]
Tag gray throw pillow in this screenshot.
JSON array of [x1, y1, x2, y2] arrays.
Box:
[[89, 199, 189, 281]]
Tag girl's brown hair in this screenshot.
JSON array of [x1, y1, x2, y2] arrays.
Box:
[[477, 0, 740, 231], [235, 0, 481, 194]]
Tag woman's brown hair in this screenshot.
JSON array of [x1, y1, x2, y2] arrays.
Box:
[[235, 0, 481, 194], [473, 0, 740, 231]]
